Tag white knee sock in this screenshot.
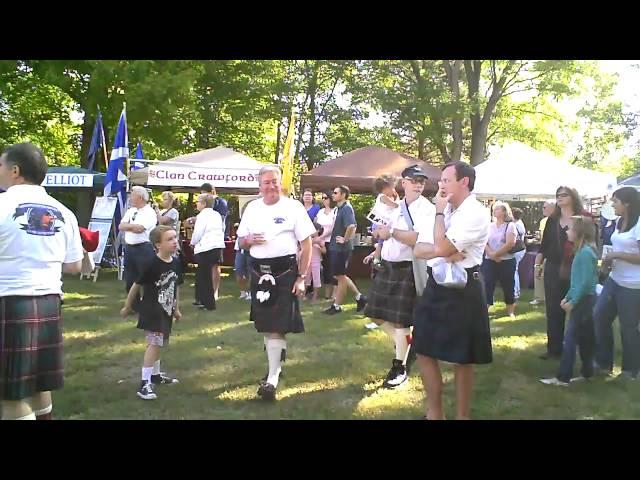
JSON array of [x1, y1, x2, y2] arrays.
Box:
[[379, 321, 396, 341], [34, 405, 52, 416], [152, 360, 161, 375], [142, 367, 153, 383], [16, 412, 37, 420], [266, 338, 287, 387], [395, 328, 411, 363]]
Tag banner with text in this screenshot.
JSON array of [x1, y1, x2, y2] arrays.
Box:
[[147, 165, 260, 189], [42, 173, 94, 188]]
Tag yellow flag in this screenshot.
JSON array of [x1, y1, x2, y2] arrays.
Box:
[[280, 111, 296, 196]]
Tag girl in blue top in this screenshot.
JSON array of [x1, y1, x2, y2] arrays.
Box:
[[540, 215, 598, 386]]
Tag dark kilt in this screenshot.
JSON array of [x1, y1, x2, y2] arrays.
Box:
[[0, 295, 64, 401], [412, 266, 493, 365], [249, 254, 304, 334], [364, 260, 416, 327]]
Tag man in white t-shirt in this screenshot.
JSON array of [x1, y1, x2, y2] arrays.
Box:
[[237, 165, 315, 401], [412, 161, 491, 420], [0, 143, 83, 420], [120, 186, 158, 312], [362, 165, 436, 389]]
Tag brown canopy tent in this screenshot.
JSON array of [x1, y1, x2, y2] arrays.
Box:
[[299, 146, 441, 195]]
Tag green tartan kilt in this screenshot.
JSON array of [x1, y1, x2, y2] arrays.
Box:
[[0, 295, 64, 401]]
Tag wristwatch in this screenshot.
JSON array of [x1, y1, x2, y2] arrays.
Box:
[[297, 274, 307, 279], [389, 227, 395, 238]]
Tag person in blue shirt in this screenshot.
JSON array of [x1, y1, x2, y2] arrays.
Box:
[[540, 215, 598, 386]]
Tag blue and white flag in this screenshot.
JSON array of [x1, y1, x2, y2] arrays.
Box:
[[104, 106, 129, 231], [131, 142, 145, 171], [86, 108, 106, 171]]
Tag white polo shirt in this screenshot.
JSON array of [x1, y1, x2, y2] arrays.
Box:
[[237, 196, 315, 259], [120, 204, 157, 245], [0, 184, 83, 296], [418, 193, 490, 269], [382, 196, 435, 262]]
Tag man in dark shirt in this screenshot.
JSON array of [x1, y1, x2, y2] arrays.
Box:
[[324, 185, 367, 315]]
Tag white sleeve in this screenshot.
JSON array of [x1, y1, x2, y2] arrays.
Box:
[[416, 213, 435, 245], [293, 202, 317, 241], [120, 208, 132, 225], [190, 212, 206, 245], [446, 212, 489, 253], [64, 213, 84, 263], [412, 201, 435, 235], [140, 208, 158, 232], [236, 204, 253, 238], [633, 220, 640, 243]]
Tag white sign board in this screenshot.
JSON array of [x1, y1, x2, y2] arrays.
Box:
[[148, 165, 260, 189], [42, 173, 94, 188], [88, 196, 118, 264]]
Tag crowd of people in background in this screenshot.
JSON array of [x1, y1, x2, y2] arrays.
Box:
[[2, 141, 640, 420]]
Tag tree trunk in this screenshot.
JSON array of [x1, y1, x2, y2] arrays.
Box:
[[274, 117, 282, 163], [417, 132, 426, 160], [469, 124, 488, 166], [76, 112, 95, 227], [444, 60, 464, 162], [305, 63, 319, 171]]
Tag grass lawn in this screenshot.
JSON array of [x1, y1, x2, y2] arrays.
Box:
[[54, 268, 640, 420]]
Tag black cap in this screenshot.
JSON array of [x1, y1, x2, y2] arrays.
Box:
[[401, 164, 428, 180]]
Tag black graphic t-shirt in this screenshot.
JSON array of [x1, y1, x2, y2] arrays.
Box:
[[136, 255, 184, 335]]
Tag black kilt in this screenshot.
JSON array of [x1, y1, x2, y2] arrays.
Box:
[[412, 266, 493, 365], [364, 260, 416, 327], [249, 254, 304, 334], [0, 295, 64, 401]]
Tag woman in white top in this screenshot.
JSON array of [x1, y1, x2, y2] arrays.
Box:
[[511, 207, 527, 299], [190, 194, 225, 311], [156, 191, 180, 234], [314, 191, 337, 299], [483, 201, 518, 318], [594, 187, 640, 378]]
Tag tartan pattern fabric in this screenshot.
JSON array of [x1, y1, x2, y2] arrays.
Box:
[[412, 267, 493, 365], [364, 261, 416, 327], [0, 295, 64, 400], [249, 255, 304, 334]]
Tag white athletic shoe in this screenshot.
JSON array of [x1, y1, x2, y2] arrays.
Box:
[[238, 291, 248, 300], [539, 377, 569, 387]]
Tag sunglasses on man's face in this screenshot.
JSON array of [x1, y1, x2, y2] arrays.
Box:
[[332, 191, 340, 195]]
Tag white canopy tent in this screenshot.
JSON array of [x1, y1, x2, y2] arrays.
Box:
[[616, 171, 640, 191], [473, 143, 618, 201], [129, 147, 265, 192]]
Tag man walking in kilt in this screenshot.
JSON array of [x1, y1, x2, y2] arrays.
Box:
[[0, 143, 83, 420], [236, 165, 315, 401], [363, 165, 436, 388]]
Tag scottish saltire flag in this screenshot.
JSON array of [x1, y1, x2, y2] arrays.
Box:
[[131, 142, 145, 171], [104, 106, 129, 232], [86, 108, 106, 171]]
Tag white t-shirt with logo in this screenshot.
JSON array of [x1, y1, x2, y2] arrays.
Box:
[[418, 194, 490, 269], [120, 204, 157, 245], [0, 185, 83, 296], [382, 196, 435, 262], [609, 220, 640, 289], [237, 196, 316, 259]]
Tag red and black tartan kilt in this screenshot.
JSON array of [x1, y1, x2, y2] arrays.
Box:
[[364, 260, 416, 327], [249, 254, 304, 334], [0, 295, 64, 401]]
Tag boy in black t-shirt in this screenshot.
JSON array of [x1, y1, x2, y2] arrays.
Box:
[[121, 225, 183, 400]]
